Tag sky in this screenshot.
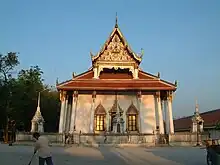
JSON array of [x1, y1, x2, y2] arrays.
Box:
[[0, 0, 219, 118]]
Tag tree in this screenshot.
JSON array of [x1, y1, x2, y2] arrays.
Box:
[[9, 66, 60, 132], [0, 52, 19, 128], [10, 66, 44, 131], [0, 52, 60, 132], [41, 90, 60, 132], [215, 121, 220, 130]]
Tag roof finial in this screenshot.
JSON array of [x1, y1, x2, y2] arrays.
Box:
[[115, 12, 118, 28], [195, 99, 199, 113], [140, 48, 144, 58]]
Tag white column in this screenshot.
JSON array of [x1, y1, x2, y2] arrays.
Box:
[[154, 96, 159, 131], [167, 96, 174, 134], [164, 100, 170, 134], [69, 91, 77, 133], [63, 95, 69, 133], [123, 109, 126, 132], [93, 67, 98, 79], [137, 91, 142, 133], [89, 91, 96, 133], [66, 103, 72, 133], [134, 68, 139, 79], [156, 92, 164, 134], [59, 91, 66, 133]]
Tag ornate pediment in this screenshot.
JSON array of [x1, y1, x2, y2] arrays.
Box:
[[91, 23, 142, 65], [97, 34, 134, 62]]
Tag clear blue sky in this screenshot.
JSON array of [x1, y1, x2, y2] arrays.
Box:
[[1, 0, 219, 117]]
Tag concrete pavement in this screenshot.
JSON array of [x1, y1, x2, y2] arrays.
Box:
[[0, 144, 207, 165]]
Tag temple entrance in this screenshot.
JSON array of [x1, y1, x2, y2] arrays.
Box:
[[117, 123, 120, 133], [109, 97, 124, 133], [110, 112, 116, 131]]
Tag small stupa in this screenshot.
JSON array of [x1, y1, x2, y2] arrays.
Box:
[[191, 100, 204, 133], [31, 93, 44, 133]]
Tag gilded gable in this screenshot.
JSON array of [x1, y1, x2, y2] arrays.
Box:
[[97, 33, 134, 62]]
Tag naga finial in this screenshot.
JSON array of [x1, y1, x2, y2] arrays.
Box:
[[115, 12, 118, 28], [157, 72, 160, 78], [90, 51, 94, 60], [56, 78, 59, 85], [72, 72, 76, 79], [140, 48, 144, 58], [175, 80, 178, 87]]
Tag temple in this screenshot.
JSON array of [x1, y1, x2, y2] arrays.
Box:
[[56, 17, 177, 135]]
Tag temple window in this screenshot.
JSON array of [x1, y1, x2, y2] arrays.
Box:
[[126, 103, 138, 131], [95, 115, 105, 131], [94, 103, 106, 132], [128, 115, 137, 131]]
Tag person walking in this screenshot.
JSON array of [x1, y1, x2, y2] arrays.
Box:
[[33, 132, 54, 165]]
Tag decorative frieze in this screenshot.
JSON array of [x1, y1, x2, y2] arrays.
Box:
[[60, 91, 67, 102], [167, 91, 173, 102]]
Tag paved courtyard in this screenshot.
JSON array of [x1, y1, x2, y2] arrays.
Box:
[[0, 144, 207, 165]]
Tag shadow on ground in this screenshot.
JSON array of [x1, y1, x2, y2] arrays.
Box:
[[145, 147, 207, 165]]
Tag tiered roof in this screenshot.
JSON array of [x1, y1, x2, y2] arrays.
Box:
[[57, 17, 177, 91]]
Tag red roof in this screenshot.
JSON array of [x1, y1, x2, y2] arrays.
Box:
[[174, 109, 220, 131], [57, 70, 177, 91]]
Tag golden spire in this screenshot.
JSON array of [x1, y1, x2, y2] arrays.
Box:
[[115, 12, 118, 28]]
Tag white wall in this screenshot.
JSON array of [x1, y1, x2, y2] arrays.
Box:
[[75, 94, 92, 133], [141, 95, 156, 134], [72, 93, 156, 134]]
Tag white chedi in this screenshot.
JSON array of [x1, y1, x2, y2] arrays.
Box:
[[31, 94, 45, 133]]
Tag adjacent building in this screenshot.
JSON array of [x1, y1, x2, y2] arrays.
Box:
[[174, 108, 220, 133]]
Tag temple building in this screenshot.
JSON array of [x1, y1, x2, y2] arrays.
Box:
[[56, 18, 177, 135]]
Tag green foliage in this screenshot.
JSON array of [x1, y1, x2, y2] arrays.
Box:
[[215, 122, 220, 130], [0, 52, 60, 132]]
